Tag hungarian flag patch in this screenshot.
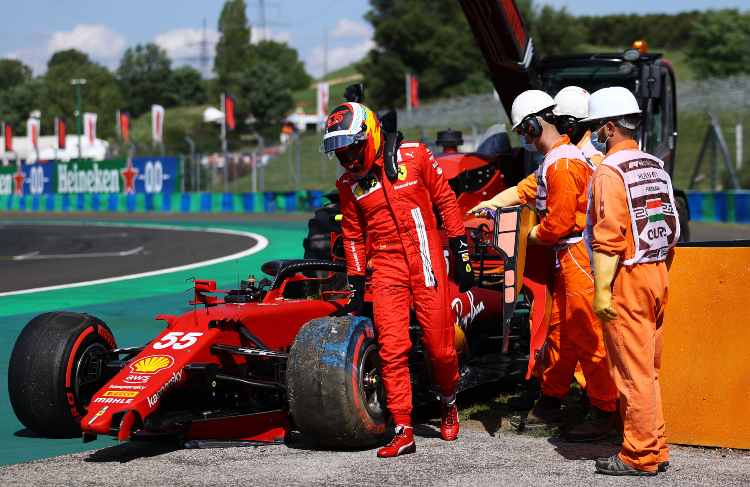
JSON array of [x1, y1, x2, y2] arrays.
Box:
[[646, 198, 665, 223]]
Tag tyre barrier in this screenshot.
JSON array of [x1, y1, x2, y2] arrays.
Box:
[[687, 190, 750, 224], [0, 190, 326, 214]]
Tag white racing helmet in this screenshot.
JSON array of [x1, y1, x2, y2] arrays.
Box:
[[511, 90, 555, 130]]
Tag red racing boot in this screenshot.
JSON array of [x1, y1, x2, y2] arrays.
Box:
[[377, 425, 416, 458], [440, 399, 460, 441]]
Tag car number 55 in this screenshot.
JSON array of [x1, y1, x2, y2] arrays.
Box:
[[153, 332, 203, 350]]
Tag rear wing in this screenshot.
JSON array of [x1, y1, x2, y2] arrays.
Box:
[[459, 0, 537, 117]]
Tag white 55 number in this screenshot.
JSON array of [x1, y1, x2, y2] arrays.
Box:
[[153, 332, 203, 350]]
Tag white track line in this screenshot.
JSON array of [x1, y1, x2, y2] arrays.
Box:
[[13, 246, 145, 260], [0, 223, 269, 297]]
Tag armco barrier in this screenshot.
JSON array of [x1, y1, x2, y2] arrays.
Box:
[[0, 190, 326, 214], [687, 190, 750, 223], [662, 244, 750, 449]]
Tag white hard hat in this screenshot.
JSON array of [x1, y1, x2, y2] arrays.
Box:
[[583, 86, 641, 123], [511, 90, 555, 130], [553, 86, 590, 119]]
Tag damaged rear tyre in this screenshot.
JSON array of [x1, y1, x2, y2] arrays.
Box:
[[287, 316, 386, 448], [8, 312, 117, 437]]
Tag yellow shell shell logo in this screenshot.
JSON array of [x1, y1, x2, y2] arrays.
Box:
[[130, 355, 174, 374]]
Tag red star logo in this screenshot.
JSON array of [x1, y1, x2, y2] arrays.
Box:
[[121, 159, 139, 194], [13, 166, 25, 196]]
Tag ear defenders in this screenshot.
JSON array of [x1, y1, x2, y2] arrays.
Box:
[[518, 110, 555, 139], [518, 115, 542, 138], [554, 115, 576, 137]]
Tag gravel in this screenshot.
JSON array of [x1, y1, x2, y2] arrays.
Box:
[[1, 421, 748, 486]]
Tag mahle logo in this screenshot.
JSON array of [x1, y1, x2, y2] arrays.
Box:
[[129, 355, 174, 374]]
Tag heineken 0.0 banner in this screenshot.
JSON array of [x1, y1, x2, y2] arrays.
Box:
[[0, 157, 180, 196]]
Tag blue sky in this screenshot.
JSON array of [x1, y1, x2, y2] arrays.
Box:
[[2, 0, 748, 78]]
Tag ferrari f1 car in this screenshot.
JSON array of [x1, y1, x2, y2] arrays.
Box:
[[8, 198, 546, 448]]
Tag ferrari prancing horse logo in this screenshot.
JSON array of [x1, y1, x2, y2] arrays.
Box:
[[397, 164, 407, 181]]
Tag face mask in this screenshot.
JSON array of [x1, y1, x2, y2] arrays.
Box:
[[591, 128, 608, 153], [520, 135, 537, 153]]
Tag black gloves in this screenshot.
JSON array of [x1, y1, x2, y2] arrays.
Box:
[[449, 236, 475, 292], [332, 275, 366, 316]]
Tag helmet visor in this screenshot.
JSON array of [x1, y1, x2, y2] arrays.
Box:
[[322, 132, 366, 154], [321, 131, 367, 157]]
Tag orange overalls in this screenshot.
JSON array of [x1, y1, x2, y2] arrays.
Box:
[[517, 135, 616, 412], [589, 139, 671, 473]]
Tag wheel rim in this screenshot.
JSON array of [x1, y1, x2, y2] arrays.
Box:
[[358, 342, 384, 419], [73, 342, 108, 410]]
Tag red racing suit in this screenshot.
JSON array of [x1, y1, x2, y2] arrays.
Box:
[[336, 141, 466, 426]]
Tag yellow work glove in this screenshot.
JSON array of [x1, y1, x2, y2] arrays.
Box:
[[527, 225, 541, 245], [468, 186, 521, 215], [592, 251, 620, 323]]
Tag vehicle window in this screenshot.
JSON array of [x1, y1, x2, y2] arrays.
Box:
[[645, 67, 674, 163], [282, 271, 348, 300], [541, 64, 637, 97], [646, 95, 663, 152]]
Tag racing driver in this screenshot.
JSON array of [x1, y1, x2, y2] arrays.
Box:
[[324, 102, 474, 458]]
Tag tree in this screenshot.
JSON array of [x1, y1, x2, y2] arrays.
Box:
[[43, 49, 124, 139], [238, 63, 294, 137], [359, 0, 490, 108], [0, 59, 32, 93], [214, 0, 252, 94], [116, 43, 173, 117], [0, 79, 46, 133], [250, 40, 312, 92], [514, 0, 585, 57], [167, 66, 207, 106], [47, 49, 91, 70], [686, 10, 750, 79], [528, 5, 586, 57]]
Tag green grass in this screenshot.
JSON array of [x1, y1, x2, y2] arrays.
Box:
[[292, 64, 364, 113], [212, 131, 340, 193], [673, 111, 750, 190]]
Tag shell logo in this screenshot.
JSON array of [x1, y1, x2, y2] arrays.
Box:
[[129, 355, 174, 374]]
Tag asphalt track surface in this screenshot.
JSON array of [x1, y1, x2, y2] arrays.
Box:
[[0, 223, 259, 293], [0, 213, 748, 482]]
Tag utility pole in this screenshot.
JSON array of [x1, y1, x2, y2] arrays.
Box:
[[323, 29, 328, 78], [70, 78, 87, 160], [200, 18, 209, 78], [259, 0, 267, 40]]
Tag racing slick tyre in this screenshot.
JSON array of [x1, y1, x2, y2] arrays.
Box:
[[287, 315, 386, 448], [8, 312, 117, 437]]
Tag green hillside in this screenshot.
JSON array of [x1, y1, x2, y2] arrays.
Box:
[[292, 64, 364, 113]]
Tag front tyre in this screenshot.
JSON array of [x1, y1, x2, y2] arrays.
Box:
[[8, 312, 116, 437], [287, 316, 386, 448]]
